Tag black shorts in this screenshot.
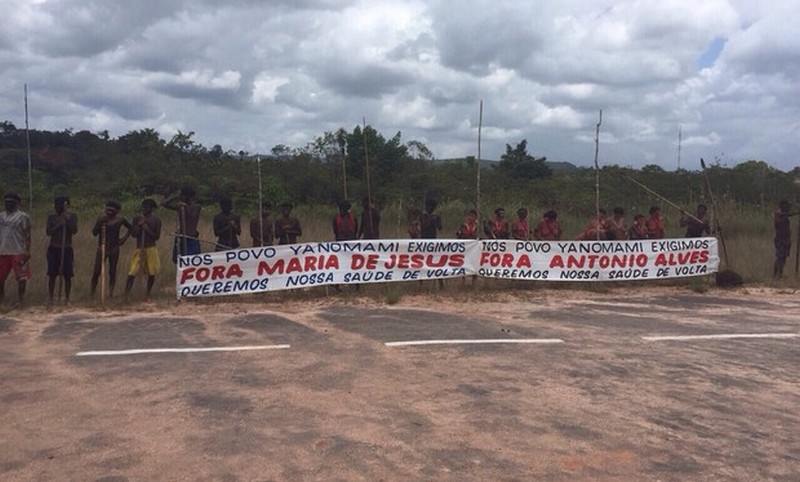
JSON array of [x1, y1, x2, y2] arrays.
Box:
[[47, 246, 74, 278]]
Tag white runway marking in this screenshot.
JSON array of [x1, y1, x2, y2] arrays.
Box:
[[76, 345, 291, 356], [642, 333, 797, 342], [385, 338, 564, 347]]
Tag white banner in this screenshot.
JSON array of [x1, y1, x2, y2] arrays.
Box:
[[177, 237, 719, 298], [478, 238, 719, 281], [177, 239, 479, 298]]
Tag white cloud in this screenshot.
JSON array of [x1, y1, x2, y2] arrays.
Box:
[[0, 0, 798, 171]]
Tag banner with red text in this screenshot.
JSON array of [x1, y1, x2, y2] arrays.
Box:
[[177, 239, 478, 298], [176, 237, 719, 298], [477, 238, 719, 281]]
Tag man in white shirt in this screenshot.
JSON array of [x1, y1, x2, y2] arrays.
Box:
[[0, 192, 32, 308]]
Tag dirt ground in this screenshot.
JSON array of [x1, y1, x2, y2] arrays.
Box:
[[1, 286, 799, 481]]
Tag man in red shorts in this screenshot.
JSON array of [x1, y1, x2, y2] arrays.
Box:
[[0, 192, 32, 308]]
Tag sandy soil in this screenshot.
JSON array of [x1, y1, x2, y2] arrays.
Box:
[[1, 287, 798, 481]]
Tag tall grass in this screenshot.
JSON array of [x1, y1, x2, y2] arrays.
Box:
[[9, 197, 797, 309]]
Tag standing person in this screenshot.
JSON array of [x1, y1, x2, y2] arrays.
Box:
[[576, 208, 608, 240], [456, 209, 479, 239], [124, 199, 162, 301], [163, 187, 201, 262], [510, 208, 531, 241], [90, 201, 132, 299], [274, 202, 302, 245], [420, 198, 442, 239], [533, 210, 562, 241], [607, 207, 627, 240], [680, 204, 711, 238], [773, 200, 799, 279], [628, 214, 649, 240], [484, 207, 509, 239], [250, 201, 274, 247], [0, 193, 31, 308], [358, 196, 381, 240], [212, 197, 241, 251], [332, 200, 358, 241], [645, 205, 665, 239], [407, 208, 422, 239], [46, 196, 78, 305]]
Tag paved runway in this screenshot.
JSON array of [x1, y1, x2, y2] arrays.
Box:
[[1, 291, 798, 481]]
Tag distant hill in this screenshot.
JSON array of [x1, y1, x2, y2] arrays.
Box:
[[436, 157, 579, 173]]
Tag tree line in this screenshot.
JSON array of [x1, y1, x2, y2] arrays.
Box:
[[0, 120, 797, 216]]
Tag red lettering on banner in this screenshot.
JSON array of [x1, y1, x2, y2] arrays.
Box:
[[385, 254, 465, 269], [655, 251, 707, 266], [258, 255, 339, 275], [549, 255, 565, 268], [480, 252, 515, 267], [517, 254, 531, 268], [180, 264, 244, 283], [352, 254, 379, 270]]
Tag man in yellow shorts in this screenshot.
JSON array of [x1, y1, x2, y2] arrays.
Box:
[[124, 199, 162, 301]]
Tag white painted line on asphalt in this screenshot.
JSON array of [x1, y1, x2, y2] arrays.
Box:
[[76, 345, 291, 356], [642, 333, 798, 342], [385, 338, 564, 347]]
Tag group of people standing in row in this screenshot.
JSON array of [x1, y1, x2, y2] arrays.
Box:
[[1, 186, 798, 307], [444, 203, 711, 242]]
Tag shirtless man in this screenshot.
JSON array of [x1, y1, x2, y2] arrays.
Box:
[[90, 200, 132, 299], [163, 187, 201, 262]]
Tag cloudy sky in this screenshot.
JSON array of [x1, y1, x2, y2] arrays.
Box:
[[2, 0, 799, 170]]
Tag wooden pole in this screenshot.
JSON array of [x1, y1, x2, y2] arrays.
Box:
[[338, 129, 348, 200], [477, 100, 483, 219], [795, 215, 800, 276], [257, 157, 264, 247], [362, 117, 373, 217], [699, 158, 730, 267], [24, 84, 33, 209], [594, 109, 603, 240], [100, 221, 106, 305]]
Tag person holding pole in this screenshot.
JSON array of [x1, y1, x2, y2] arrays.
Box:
[[212, 197, 241, 251], [0, 192, 31, 309], [125, 199, 161, 301], [46, 196, 78, 306], [773, 200, 799, 280], [163, 187, 201, 262], [680, 204, 711, 238], [275, 202, 302, 245], [90, 201, 132, 299], [420, 198, 442, 239], [357, 196, 380, 240], [250, 201, 274, 247]]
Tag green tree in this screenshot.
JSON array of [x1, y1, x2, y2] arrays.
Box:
[[495, 139, 551, 181]]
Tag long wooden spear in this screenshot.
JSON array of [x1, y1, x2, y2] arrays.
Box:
[[594, 109, 603, 240], [477, 100, 483, 220], [362, 118, 373, 234], [700, 158, 730, 267]]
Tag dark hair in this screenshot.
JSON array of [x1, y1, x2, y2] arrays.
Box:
[[261, 201, 272, 208], [54, 196, 70, 206], [517, 207, 528, 216], [4, 192, 21, 202], [338, 200, 351, 211], [613, 207, 624, 215], [142, 198, 157, 208], [649, 205, 660, 215], [598, 208, 607, 216], [544, 210, 557, 220], [106, 201, 122, 211], [180, 187, 196, 198], [219, 197, 232, 210], [494, 207, 505, 215], [280, 201, 293, 209], [467, 209, 478, 216]]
